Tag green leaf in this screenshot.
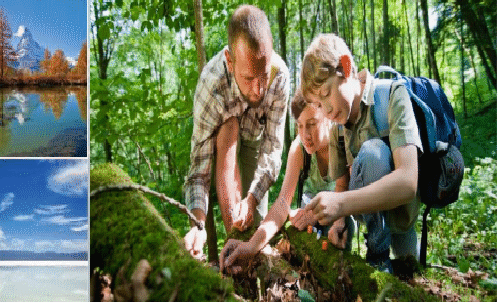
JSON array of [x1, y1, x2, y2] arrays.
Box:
[[298, 289, 315, 302], [457, 255, 470, 273], [98, 24, 111, 40], [479, 278, 497, 292]]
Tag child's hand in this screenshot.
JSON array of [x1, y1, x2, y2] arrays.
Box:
[[232, 194, 257, 231], [219, 239, 257, 275], [289, 208, 317, 230], [327, 217, 348, 249], [305, 191, 342, 226]]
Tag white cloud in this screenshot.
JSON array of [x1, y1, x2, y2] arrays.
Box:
[[41, 215, 87, 226], [71, 224, 88, 232], [0, 228, 6, 249], [60, 239, 87, 252], [14, 25, 25, 37], [47, 161, 88, 197], [34, 240, 55, 252], [34, 204, 68, 215], [13, 214, 34, 221], [0, 193, 14, 212], [10, 238, 25, 250], [32, 239, 87, 253]]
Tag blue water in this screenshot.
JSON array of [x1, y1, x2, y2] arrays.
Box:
[[0, 87, 87, 157], [0, 266, 88, 302]]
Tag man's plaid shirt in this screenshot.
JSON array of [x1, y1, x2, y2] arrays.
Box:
[[184, 47, 290, 215]]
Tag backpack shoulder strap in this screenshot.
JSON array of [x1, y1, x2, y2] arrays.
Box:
[[372, 78, 394, 138], [297, 144, 311, 208]]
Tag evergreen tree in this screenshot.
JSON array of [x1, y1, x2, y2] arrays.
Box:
[[0, 7, 14, 79]]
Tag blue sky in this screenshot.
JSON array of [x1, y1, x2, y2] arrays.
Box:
[[0, 0, 87, 61], [0, 159, 88, 254]]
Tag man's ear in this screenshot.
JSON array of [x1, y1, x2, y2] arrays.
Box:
[[340, 54, 352, 78], [224, 49, 234, 73]]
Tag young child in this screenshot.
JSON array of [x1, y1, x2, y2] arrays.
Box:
[[301, 34, 422, 272], [219, 89, 351, 274]]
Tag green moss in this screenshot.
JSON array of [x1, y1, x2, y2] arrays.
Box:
[[285, 226, 440, 302], [90, 163, 236, 301]]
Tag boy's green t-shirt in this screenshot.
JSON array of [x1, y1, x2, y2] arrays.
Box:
[[328, 69, 423, 233]]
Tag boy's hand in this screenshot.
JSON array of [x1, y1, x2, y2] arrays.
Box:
[[327, 217, 348, 250], [232, 194, 257, 231], [219, 239, 257, 275], [289, 208, 317, 230], [184, 226, 207, 260], [305, 191, 342, 226]]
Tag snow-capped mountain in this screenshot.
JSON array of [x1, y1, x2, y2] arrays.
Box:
[[11, 27, 45, 71]]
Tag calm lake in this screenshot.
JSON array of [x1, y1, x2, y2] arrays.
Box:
[[0, 264, 88, 302], [0, 86, 87, 157]]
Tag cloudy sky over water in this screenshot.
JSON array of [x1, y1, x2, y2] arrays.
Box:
[[0, 0, 87, 61], [0, 159, 88, 254]]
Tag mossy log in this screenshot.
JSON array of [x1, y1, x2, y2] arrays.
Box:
[[91, 163, 438, 302], [283, 225, 440, 301], [90, 163, 236, 301]]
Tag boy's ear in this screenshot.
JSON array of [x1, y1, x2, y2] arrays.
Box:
[[224, 49, 234, 73], [340, 54, 352, 78]]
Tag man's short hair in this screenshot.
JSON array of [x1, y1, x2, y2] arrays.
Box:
[[228, 5, 273, 58], [301, 34, 356, 98]]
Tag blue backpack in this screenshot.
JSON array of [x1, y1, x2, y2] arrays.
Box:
[[372, 66, 464, 266]]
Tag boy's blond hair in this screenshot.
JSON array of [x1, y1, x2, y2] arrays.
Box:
[[300, 34, 356, 98]]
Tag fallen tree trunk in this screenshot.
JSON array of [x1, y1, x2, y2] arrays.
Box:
[[91, 163, 438, 302], [90, 163, 236, 301]]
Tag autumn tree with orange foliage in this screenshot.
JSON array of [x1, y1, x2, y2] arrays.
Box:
[[47, 49, 69, 78], [69, 41, 87, 81], [0, 7, 15, 79], [40, 48, 51, 73]]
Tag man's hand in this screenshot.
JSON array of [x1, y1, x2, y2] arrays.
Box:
[[289, 208, 317, 230], [219, 239, 257, 275], [232, 194, 258, 231], [327, 217, 348, 250], [184, 226, 207, 260], [305, 191, 342, 226]]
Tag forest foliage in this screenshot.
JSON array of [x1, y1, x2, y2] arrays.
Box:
[[90, 0, 496, 299]]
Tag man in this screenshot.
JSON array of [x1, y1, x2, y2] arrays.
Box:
[[184, 4, 290, 260]]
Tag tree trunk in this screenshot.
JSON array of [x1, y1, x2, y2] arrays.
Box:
[[457, 0, 497, 88], [193, 0, 206, 76], [420, 0, 441, 84], [310, 0, 322, 43], [328, 0, 339, 34], [460, 18, 467, 118], [371, 0, 377, 70], [457, 0, 496, 74], [382, 0, 390, 66], [299, 0, 305, 60], [92, 0, 115, 163], [278, 0, 291, 154], [403, 0, 416, 75], [416, 0, 421, 75], [363, 0, 371, 71]]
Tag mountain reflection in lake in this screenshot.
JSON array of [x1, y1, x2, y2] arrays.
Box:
[[0, 87, 87, 157]]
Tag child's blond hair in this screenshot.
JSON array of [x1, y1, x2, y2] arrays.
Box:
[[300, 34, 356, 98]]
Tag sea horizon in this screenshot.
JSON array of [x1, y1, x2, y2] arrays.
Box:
[[0, 260, 88, 266]]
